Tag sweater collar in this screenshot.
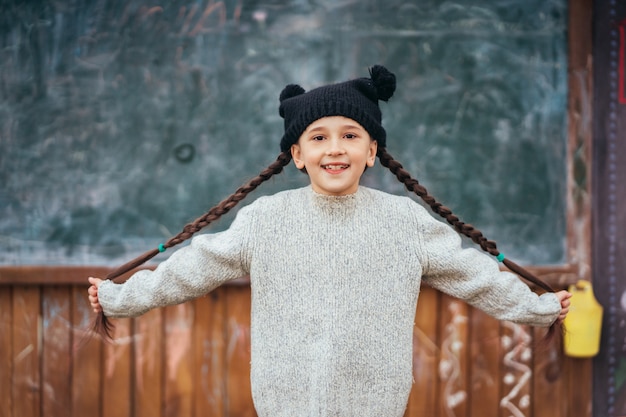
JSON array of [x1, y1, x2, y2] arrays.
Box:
[[307, 186, 362, 216]]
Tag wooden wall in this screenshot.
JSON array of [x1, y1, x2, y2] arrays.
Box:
[[0, 270, 591, 417]]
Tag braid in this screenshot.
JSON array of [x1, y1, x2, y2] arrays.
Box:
[[376, 149, 498, 256], [376, 147, 562, 346], [92, 151, 292, 340]]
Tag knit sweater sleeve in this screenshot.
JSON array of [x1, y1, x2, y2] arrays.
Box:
[[416, 207, 560, 327], [97, 203, 255, 318]]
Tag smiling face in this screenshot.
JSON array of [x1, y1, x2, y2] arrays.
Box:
[[290, 116, 378, 196]]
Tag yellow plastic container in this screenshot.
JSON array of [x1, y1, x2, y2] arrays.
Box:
[[563, 280, 603, 358]]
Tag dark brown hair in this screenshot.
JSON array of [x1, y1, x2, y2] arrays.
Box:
[[92, 147, 562, 347]]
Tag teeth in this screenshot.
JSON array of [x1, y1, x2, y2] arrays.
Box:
[[324, 164, 348, 169]]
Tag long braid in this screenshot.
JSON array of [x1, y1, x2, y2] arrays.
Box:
[[377, 147, 563, 346], [92, 151, 293, 340]]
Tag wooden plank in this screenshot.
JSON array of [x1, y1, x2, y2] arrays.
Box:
[[437, 293, 468, 417], [102, 318, 132, 417], [193, 288, 227, 416], [163, 303, 194, 417], [0, 267, 120, 285], [0, 266, 251, 286], [134, 308, 163, 417], [72, 285, 103, 417], [42, 286, 72, 417], [532, 326, 564, 417], [225, 285, 255, 417], [405, 286, 440, 416], [566, 0, 593, 283], [0, 266, 578, 288], [0, 287, 13, 417], [563, 0, 594, 413], [468, 308, 500, 417], [12, 285, 41, 417], [562, 354, 593, 417], [498, 322, 532, 417]]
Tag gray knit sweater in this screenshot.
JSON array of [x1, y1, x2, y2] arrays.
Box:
[[98, 186, 560, 417]]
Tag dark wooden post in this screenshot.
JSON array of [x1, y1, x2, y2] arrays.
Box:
[[593, 1, 626, 416]]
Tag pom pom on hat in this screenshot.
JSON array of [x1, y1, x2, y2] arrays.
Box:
[[278, 65, 396, 152], [279, 84, 306, 102], [369, 65, 396, 102], [279, 84, 306, 118]]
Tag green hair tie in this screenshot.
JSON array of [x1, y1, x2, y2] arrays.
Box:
[[496, 253, 505, 262], [158, 243, 166, 253]]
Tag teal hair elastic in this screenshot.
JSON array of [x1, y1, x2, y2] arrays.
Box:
[[496, 253, 505, 262], [158, 243, 166, 253]]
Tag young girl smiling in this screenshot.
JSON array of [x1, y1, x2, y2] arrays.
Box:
[[88, 65, 571, 417]]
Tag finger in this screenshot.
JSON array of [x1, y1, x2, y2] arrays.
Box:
[[88, 277, 103, 288], [555, 290, 571, 302]]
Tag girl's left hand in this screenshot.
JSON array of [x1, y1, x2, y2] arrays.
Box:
[[555, 290, 572, 323]]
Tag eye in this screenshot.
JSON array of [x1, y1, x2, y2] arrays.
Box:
[[344, 133, 358, 139], [312, 135, 325, 141]]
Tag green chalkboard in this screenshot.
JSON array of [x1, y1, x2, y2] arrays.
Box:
[[0, 0, 567, 266]]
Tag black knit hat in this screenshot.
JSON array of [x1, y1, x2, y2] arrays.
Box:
[[278, 65, 396, 152]]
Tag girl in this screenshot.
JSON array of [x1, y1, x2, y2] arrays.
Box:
[[88, 65, 571, 417]]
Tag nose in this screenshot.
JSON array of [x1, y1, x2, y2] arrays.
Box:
[[325, 137, 346, 155]]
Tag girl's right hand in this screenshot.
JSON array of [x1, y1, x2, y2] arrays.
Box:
[[88, 277, 103, 313]]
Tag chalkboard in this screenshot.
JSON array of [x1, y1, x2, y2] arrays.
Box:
[[0, 0, 568, 266]]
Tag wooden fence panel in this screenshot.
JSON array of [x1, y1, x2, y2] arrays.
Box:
[[164, 303, 195, 417], [0, 282, 592, 417], [406, 287, 440, 415], [225, 285, 255, 417], [0, 287, 13, 417], [42, 286, 72, 417], [438, 294, 469, 417], [71, 285, 102, 417], [532, 327, 563, 417], [499, 322, 533, 417], [563, 355, 593, 417], [469, 308, 501, 417], [193, 288, 227, 416], [12, 286, 40, 417], [102, 315, 132, 417], [134, 309, 163, 417]]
